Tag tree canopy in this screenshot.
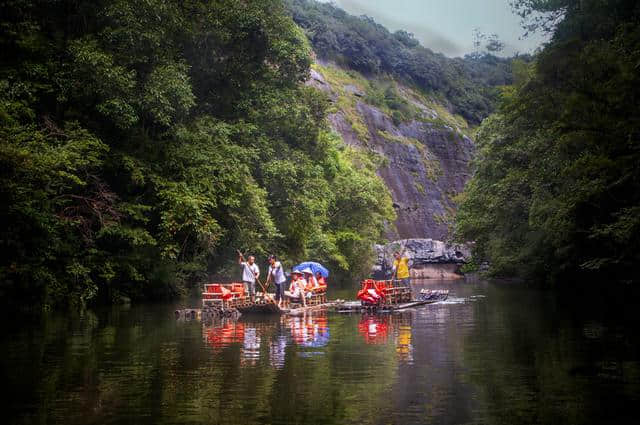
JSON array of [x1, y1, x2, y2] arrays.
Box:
[[456, 0, 640, 285], [0, 0, 395, 308]]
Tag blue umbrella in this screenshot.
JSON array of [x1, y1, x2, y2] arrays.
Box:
[[292, 261, 329, 278], [302, 329, 330, 348]]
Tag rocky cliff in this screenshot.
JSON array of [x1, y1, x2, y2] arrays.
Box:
[[307, 63, 475, 241]]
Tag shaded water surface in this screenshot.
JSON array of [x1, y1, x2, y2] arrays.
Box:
[[3, 280, 640, 424]]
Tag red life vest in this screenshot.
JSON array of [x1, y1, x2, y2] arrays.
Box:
[[305, 275, 317, 291]]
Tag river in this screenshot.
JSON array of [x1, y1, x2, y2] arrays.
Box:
[[3, 279, 639, 424]]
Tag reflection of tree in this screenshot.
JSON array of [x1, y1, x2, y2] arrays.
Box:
[[458, 285, 640, 424]]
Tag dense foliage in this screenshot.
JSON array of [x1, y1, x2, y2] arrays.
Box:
[[0, 0, 394, 308], [285, 0, 519, 124], [456, 0, 640, 284]]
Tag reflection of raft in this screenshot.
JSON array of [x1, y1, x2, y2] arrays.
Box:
[[179, 301, 338, 318]]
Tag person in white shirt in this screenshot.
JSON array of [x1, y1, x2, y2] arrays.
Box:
[[238, 251, 259, 302], [266, 255, 287, 307]]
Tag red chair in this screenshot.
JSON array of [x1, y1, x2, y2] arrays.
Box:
[[357, 279, 385, 305], [202, 283, 232, 307], [230, 283, 245, 298]]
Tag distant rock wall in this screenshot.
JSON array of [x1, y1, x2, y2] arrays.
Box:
[[359, 104, 474, 240], [307, 63, 475, 240]]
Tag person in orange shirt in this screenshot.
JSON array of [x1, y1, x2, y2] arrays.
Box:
[[316, 272, 327, 291], [303, 270, 318, 297]]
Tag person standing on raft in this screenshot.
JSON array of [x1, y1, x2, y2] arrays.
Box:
[[266, 255, 286, 308], [238, 251, 260, 302], [392, 250, 411, 287]]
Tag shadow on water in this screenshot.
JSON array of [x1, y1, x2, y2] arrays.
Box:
[[2, 278, 640, 424]]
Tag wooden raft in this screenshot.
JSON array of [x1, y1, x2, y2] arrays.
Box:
[[237, 292, 333, 315], [344, 280, 449, 313], [283, 301, 339, 317], [335, 298, 444, 313]]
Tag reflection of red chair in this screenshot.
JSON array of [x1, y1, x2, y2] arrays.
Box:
[[358, 316, 390, 344], [205, 322, 245, 350]]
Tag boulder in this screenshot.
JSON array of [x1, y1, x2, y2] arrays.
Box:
[[372, 238, 470, 277]]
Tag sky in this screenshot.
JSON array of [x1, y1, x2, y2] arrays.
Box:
[[316, 0, 547, 57]]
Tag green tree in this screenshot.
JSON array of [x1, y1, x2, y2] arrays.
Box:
[[0, 0, 395, 308], [456, 0, 640, 284]]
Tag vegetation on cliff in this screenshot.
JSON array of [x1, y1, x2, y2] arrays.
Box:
[[286, 0, 519, 124], [0, 0, 395, 308], [456, 0, 640, 284]]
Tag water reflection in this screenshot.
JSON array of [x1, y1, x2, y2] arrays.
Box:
[[4, 281, 640, 425], [395, 320, 413, 364], [202, 312, 331, 366], [289, 312, 330, 349], [358, 313, 414, 364], [203, 319, 245, 351]]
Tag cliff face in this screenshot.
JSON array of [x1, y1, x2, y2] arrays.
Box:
[[308, 63, 475, 240]]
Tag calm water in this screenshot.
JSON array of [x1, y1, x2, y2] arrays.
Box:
[[3, 279, 640, 425]]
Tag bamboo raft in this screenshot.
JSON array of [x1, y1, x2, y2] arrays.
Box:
[[196, 282, 334, 317], [335, 297, 447, 313], [285, 301, 339, 316], [236, 293, 333, 315], [339, 281, 449, 313], [176, 300, 337, 320]]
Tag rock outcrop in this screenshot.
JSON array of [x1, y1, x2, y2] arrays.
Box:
[[360, 105, 474, 240], [307, 62, 475, 240], [372, 239, 471, 279]]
